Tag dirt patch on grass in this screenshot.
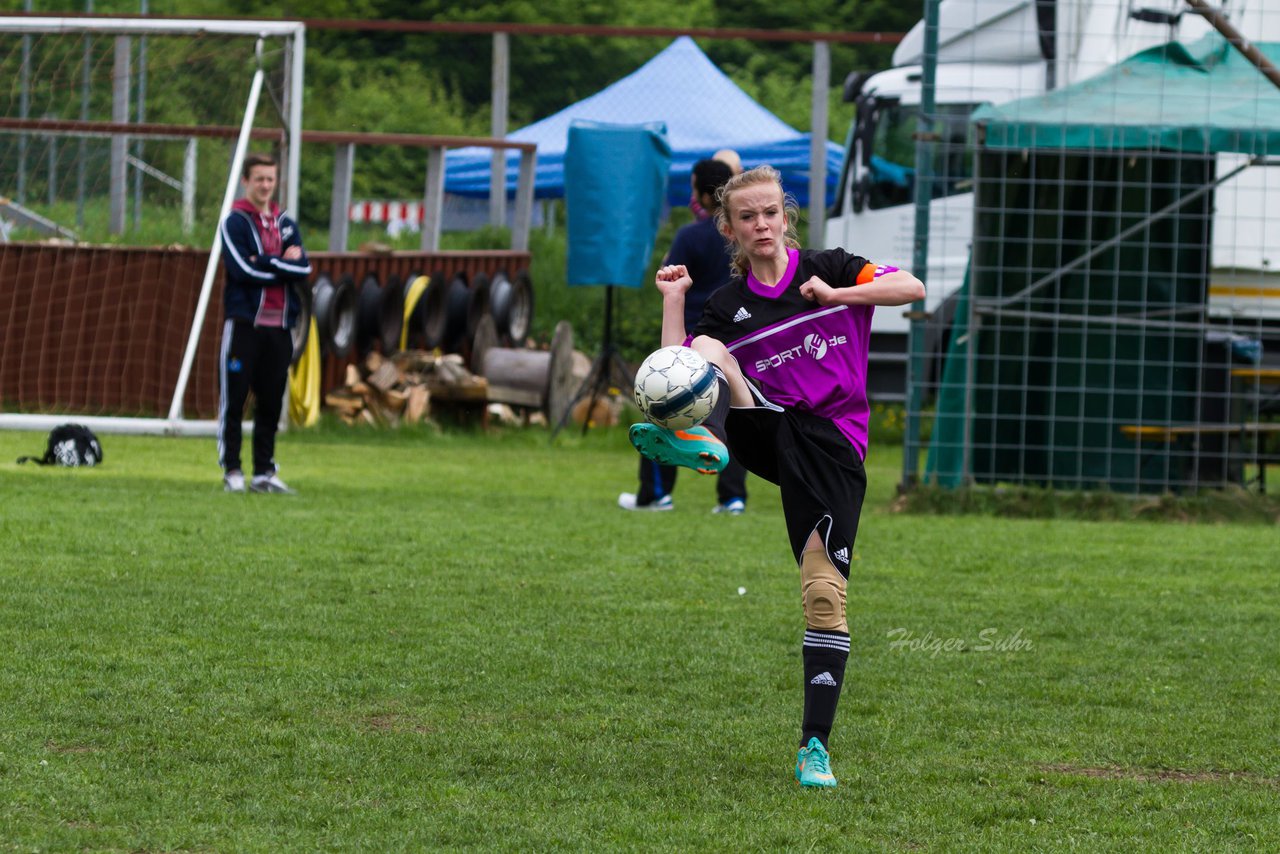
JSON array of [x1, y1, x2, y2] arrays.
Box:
[[1040, 763, 1279, 786]]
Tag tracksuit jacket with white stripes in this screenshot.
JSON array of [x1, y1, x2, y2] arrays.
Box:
[[220, 199, 312, 327]]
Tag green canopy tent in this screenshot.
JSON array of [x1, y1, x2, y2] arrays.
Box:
[[978, 37, 1280, 155], [926, 35, 1280, 492]]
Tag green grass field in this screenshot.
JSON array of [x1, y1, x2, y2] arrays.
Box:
[[1, 424, 1276, 851]]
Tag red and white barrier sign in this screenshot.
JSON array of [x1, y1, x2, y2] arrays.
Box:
[[348, 201, 425, 224]]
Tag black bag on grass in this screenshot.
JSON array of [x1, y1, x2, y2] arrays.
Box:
[[16, 423, 104, 467]]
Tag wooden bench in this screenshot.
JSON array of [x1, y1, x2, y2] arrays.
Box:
[[1120, 422, 1280, 492]]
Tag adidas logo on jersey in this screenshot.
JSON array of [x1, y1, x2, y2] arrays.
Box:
[[732, 307, 752, 323], [833, 547, 850, 565], [810, 671, 838, 686]]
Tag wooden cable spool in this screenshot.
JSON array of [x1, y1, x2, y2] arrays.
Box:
[[472, 315, 575, 426]]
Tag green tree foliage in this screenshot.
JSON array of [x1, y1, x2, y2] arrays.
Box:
[[5, 0, 918, 206], [2, 0, 921, 356], [180, 0, 913, 140], [451, 0, 720, 125], [296, 54, 488, 224], [7, 0, 919, 125]]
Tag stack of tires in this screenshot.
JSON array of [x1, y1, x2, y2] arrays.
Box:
[[301, 267, 534, 362]]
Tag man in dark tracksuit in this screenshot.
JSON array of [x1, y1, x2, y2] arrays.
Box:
[[218, 152, 311, 494]]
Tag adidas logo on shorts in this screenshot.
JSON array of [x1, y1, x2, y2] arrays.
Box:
[[733, 307, 752, 323], [833, 547, 850, 565], [810, 671, 838, 686]]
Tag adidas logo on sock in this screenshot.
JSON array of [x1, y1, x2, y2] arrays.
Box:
[[833, 547, 850, 564], [732, 307, 752, 323], [810, 671, 838, 686]]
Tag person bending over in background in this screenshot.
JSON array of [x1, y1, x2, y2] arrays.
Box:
[[619, 157, 751, 514], [629, 165, 924, 787], [217, 152, 311, 495]]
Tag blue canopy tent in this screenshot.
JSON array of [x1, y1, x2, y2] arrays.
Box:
[[444, 36, 843, 207]]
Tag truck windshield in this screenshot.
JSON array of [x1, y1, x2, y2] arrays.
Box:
[[867, 102, 977, 210]]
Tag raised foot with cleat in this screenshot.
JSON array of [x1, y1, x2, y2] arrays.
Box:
[[628, 423, 727, 475]]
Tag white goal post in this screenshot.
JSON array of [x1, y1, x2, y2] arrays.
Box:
[[0, 16, 305, 436]]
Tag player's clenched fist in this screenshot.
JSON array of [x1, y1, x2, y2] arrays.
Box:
[[655, 264, 693, 296], [799, 275, 837, 304]]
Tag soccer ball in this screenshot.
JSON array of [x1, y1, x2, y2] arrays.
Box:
[[633, 345, 719, 430]]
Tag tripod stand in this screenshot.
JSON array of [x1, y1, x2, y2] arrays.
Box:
[[552, 285, 632, 437]]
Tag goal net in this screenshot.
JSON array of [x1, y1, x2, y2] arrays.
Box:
[[0, 16, 304, 435]]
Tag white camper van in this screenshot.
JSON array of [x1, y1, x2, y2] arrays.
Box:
[[825, 0, 1280, 399]]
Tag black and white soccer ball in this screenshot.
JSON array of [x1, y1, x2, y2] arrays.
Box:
[[633, 345, 718, 430]]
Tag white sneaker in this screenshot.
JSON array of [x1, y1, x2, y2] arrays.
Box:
[[223, 470, 245, 493], [617, 492, 674, 511], [712, 498, 745, 515], [250, 471, 296, 495]]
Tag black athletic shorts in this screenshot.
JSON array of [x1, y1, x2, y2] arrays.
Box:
[[724, 405, 866, 576]]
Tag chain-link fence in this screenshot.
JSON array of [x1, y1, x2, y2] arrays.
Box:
[[869, 0, 1280, 495]]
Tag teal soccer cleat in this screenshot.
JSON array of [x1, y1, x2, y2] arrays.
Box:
[[628, 423, 727, 475], [795, 737, 837, 788]]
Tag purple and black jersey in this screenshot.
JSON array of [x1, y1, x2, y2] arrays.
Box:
[[691, 247, 893, 460]]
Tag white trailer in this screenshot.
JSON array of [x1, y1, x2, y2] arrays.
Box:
[[825, 0, 1280, 399]]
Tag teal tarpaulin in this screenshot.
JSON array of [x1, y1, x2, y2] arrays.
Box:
[[565, 121, 672, 289], [974, 35, 1280, 154]]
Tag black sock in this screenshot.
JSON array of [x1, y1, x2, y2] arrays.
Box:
[[801, 630, 850, 749], [701, 368, 731, 442]]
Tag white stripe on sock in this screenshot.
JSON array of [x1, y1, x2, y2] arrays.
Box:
[[804, 631, 850, 652]]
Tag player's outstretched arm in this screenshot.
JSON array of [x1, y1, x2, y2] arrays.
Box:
[[801, 270, 925, 307], [656, 264, 693, 347]]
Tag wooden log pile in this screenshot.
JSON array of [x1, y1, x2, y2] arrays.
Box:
[[322, 328, 631, 429], [323, 350, 486, 426]]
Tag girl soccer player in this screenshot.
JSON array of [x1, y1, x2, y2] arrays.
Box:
[[630, 165, 924, 787]]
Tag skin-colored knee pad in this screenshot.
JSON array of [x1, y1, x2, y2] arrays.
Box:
[[801, 547, 848, 632]]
